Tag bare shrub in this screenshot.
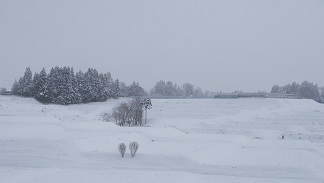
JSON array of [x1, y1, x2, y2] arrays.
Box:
[[118, 143, 126, 157], [111, 98, 143, 126], [111, 108, 119, 125], [117, 102, 129, 126], [129, 98, 143, 126], [129, 141, 139, 158], [101, 112, 112, 122]]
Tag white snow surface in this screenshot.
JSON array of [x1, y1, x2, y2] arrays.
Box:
[[1, 96, 324, 183]]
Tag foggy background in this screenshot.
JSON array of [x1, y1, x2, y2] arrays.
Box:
[[0, 0, 323, 92]]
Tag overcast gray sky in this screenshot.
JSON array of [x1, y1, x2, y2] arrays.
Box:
[[0, 0, 323, 92]]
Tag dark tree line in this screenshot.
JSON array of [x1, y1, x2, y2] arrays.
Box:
[[11, 67, 121, 105], [271, 81, 323, 102]]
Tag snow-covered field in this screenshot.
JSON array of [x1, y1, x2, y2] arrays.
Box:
[[1, 96, 324, 183]]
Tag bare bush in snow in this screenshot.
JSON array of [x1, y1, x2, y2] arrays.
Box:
[[118, 143, 126, 157], [111, 98, 143, 126], [129, 98, 143, 126], [101, 112, 112, 122], [129, 141, 139, 158]]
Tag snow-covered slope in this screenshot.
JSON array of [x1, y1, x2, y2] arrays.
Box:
[[1, 96, 324, 183]]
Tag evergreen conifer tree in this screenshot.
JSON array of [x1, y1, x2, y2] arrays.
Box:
[[35, 68, 50, 103], [112, 79, 120, 98], [21, 67, 33, 96], [11, 80, 19, 95], [31, 72, 40, 96], [70, 68, 82, 104]]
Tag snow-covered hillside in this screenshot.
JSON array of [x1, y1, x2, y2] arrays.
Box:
[[1, 96, 324, 183]]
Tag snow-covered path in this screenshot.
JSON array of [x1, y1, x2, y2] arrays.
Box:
[[1, 96, 324, 182]]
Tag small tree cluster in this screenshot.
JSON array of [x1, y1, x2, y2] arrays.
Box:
[[150, 80, 210, 98], [150, 80, 183, 97], [11, 67, 121, 105], [112, 98, 144, 126], [271, 81, 321, 101], [118, 81, 147, 97], [12, 67, 33, 97]]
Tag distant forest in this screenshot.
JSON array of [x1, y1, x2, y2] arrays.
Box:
[[9, 67, 213, 105], [7, 67, 324, 105], [11, 67, 146, 105], [271, 81, 324, 102], [150, 80, 212, 98]]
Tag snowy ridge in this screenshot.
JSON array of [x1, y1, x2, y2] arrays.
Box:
[[1, 96, 324, 183]]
